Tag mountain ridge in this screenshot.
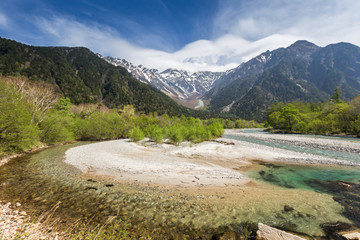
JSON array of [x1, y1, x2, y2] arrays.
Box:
[[2, 37, 360, 121], [0, 37, 191, 116], [205, 40, 360, 120], [101, 55, 229, 103]]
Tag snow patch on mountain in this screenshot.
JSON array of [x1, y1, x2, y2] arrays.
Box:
[[99, 54, 230, 101]]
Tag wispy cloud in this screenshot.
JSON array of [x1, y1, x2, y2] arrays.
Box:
[[32, 0, 360, 72], [214, 0, 360, 46], [34, 15, 299, 72], [0, 12, 8, 28]]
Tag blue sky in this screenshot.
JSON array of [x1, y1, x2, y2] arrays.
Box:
[[1, 0, 360, 71]]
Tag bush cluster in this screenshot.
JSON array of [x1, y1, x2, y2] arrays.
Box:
[[266, 90, 360, 136], [0, 76, 266, 157], [0, 77, 227, 156]]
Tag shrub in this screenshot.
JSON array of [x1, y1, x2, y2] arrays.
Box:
[[206, 122, 224, 138], [145, 124, 163, 143], [167, 125, 184, 145], [40, 112, 75, 144], [129, 126, 144, 142], [293, 121, 308, 133]]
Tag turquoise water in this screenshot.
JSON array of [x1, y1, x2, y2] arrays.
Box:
[[1, 134, 360, 237], [223, 134, 360, 164], [226, 130, 360, 228], [247, 162, 360, 191], [246, 161, 360, 227]]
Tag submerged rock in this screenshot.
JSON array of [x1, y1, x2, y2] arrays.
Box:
[[283, 205, 294, 212], [212, 231, 237, 240], [256, 223, 306, 240]]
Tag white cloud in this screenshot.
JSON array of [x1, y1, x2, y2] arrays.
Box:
[[33, 0, 360, 72], [214, 0, 360, 47], [34, 16, 300, 72], [0, 13, 8, 27]]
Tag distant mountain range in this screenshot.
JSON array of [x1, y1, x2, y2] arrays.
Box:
[[1, 37, 360, 121], [206, 40, 360, 119], [101, 56, 228, 103], [104, 40, 360, 120]]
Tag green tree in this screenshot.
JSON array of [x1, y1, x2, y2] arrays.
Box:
[[55, 98, 73, 115], [0, 80, 39, 154], [330, 88, 342, 104], [280, 104, 300, 131], [40, 111, 75, 144], [353, 114, 360, 136]]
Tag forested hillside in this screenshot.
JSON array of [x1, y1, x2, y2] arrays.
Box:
[[0, 37, 190, 116], [205, 40, 360, 120]]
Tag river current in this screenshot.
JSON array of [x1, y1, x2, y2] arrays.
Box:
[[0, 131, 359, 238]]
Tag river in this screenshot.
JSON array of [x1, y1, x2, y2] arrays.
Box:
[[0, 130, 359, 239]]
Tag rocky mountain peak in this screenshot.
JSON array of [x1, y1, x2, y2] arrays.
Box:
[[100, 55, 227, 103]]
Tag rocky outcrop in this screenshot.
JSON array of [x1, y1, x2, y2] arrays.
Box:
[[256, 223, 306, 240]]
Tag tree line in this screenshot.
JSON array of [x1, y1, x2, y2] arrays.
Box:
[[266, 88, 360, 136], [0, 76, 261, 157]]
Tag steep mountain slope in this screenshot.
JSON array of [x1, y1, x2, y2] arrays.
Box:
[[205, 40, 360, 120], [101, 56, 227, 101], [0, 37, 190, 116]]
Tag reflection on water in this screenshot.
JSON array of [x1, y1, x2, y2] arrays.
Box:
[[0, 142, 358, 238]]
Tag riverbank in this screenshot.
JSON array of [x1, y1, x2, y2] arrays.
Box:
[[0, 145, 48, 168], [62, 136, 358, 236], [65, 139, 250, 188], [224, 129, 360, 166], [227, 129, 360, 153], [64, 130, 360, 189], [2, 130, 360, 238], [0, 200, 59, 240]]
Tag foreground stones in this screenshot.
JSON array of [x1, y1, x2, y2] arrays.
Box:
[[0, 200, 58, 240], [256, 223, 306, 240]]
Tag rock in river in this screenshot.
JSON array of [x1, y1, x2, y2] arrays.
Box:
[[256, 223, 306, 240]]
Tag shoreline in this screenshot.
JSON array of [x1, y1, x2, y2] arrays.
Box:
[[64, 130, 360, 189], [1, 131, 359, 238]]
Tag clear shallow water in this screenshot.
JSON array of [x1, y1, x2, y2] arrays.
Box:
[[226, 130, 360, 229], [241, 129, 360, 141], [223, 134, 360, 164], [247, 162, 360, 191], [247, 162, 360, 227], [0, 138, 359, 238]]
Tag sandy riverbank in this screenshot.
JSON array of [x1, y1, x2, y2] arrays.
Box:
[[65, 129, 359, 187], [65, 140, 250, 187]]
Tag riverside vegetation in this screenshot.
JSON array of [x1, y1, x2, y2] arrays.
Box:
[[0, 74, 261, 158], [266, 88, 360, 136], [0, 75, 262, 239]]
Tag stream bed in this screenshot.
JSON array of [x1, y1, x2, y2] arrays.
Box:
[[0, 131, 359, 239]]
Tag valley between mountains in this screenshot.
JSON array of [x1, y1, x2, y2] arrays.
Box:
[[103, 40, 360, 120], [1, 36, 360, 239]]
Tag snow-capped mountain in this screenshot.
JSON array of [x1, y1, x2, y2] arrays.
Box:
[[100, 55, 228, 101]]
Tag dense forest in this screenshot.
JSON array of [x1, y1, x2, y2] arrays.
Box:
[[0, 75, 260, 157], [266, 88, 360, 136], [0, 37, 192, 116]]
